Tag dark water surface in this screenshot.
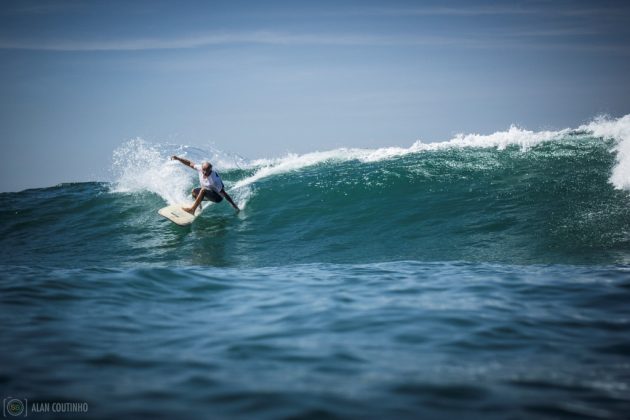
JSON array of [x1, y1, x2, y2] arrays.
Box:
[[2, 263, 630, 419]]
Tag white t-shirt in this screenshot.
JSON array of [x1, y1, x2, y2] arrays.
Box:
[[193, 164, 224, 194]]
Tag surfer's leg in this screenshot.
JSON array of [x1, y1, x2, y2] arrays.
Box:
[[183, 188, 206, 214]]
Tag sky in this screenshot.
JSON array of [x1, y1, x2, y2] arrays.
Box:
[[1, 0, 629, 192]]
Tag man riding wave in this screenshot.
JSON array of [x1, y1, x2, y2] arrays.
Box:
[[171, 156, 240, 214]]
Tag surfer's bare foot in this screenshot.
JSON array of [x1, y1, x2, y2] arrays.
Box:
[[182, 207, 195, 215]]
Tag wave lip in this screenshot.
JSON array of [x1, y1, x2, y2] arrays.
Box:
[[234, 114, 630, 191]]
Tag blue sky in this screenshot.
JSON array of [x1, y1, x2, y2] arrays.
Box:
[[1, 0, 629, 191]]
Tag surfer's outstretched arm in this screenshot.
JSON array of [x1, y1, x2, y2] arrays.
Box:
[[171, 155, 195, 169], [221, 189, 240, 213]]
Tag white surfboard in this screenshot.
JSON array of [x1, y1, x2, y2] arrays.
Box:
[[158, 203, 201, 226]]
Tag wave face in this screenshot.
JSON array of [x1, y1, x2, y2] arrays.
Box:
[[2, 115, 630, 268]]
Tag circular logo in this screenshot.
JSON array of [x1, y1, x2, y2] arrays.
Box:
[[6, 399, 24, 416]]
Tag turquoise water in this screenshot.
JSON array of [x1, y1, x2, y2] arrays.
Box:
[[2, 119, 630, 418]]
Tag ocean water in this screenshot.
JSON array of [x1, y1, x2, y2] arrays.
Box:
[[1, 115, 630, 419]]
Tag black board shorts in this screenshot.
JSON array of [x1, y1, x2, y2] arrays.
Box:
[[192, 187, 223, 203]]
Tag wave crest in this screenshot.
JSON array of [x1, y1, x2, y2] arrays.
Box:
[[110, 115, 630, 203]]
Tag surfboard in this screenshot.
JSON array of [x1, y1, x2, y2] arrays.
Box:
[[158, 203, 200, 226]]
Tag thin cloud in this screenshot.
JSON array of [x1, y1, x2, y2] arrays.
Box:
[[369, 6, 537, 16], [0, 31, 626, 55], [0, 32, 471, 51], [361, 4, 629, 17]]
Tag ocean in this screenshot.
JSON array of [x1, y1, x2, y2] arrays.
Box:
[[1, 115, 630, 419]]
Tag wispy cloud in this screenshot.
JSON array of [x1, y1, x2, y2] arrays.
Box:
[[366, 6, 537, 16], [0, 30, 627, 55], [360, 4, 629, 17], [0, 32, 472, 51]]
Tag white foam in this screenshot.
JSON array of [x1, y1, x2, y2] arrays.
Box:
[[232, 125, 567, 190], [110, 139, 190, 204], [580, 114, 630, 190], [110, 138, 248, 205], [414, 125, 569, 153]]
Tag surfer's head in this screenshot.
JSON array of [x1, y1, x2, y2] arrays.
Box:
[[202, 162, 212, 175]]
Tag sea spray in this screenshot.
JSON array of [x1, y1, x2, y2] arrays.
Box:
[[111, 139, 191, 204], [110, 139, 250, 207]]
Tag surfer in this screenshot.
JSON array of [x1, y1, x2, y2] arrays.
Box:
[[171, 156, 240, 214]]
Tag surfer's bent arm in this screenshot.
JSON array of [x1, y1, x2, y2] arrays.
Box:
[[220, 189, 240, 212], [171, 155, 195, 169]]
